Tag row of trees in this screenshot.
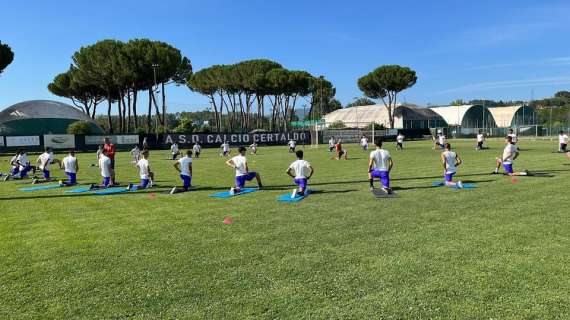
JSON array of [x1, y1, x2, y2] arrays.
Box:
[[48, 39, 192, 133], [0, 41, 14, 75]]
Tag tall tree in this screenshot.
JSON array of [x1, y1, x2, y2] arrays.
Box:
[[48, 68, 106, 118], [0, 41, 14, 74], [357, 65, 417, 128], [345, 97, 376, 108], [308, 76, 340, 119]]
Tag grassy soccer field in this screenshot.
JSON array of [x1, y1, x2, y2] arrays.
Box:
[[1, 139, 569, 319]]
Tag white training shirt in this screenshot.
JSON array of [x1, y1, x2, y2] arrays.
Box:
[[16, 153, 29, 170], [438, 135, 446, 145], [171, 144, 179, 154], [137, 158, 150, 179], [559, 134, 569, 144], [370, 149, 391, 171], [502, 144, 518, 164], [508, 133, 518, 144], [397, 134, 404, 143], [477, 134, 484, 142], [178, 156, 192, 177], [62, 155, 78, 173], [442, 150, 457, 173], [289, 159, 311, 179], [222, 143, 230, 152], [10, 155, 18, 169], [289, 140, 296, 148], [131, 147, 140, 156], [231, 155, 247, 176], [328, 139, 335, 147], [361, 138, 368, 146], [193, 144, 201, 153], [38, 152, 53, 170], [99, 155, 112, 177]]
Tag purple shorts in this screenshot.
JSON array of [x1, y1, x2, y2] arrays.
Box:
[[20, 165, 32, 176], [444, 172, 455, 182], [102, 177, 111, 188], [11, 167, 20, 176], [43, 169, 50, 179], [235, 172, 256, 188], [294, 178, 308, 190], [65, 172, 77, 185], [503, 163, 514, 174], [180, 174, 192, 190], [371, 169, 390, 188]]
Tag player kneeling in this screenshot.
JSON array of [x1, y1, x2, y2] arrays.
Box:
[[172, 150, 193, 193], [286, 150, 314, 198], [226, 147, 263, 194], [368, 139, 393, 194], [441, 143, 463, 188], [127, 149, 154, 191], [493, 136, 528, 176]]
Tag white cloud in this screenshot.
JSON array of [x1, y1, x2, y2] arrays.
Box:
[[436, 76, 570, 94]]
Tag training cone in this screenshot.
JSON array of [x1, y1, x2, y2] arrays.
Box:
[[223, 216, 233, 225]]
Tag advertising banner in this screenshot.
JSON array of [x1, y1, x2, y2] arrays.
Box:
[[5, 136, 40, 147], [44, 134, 76, 149], [163, 132, 310, 146], [85, 135, 139, 145]]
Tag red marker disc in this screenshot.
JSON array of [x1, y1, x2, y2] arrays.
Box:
[[223, 216, 233, 225]]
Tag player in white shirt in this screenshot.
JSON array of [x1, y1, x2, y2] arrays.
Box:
[[127, 149, 154, 191], [33, 147, 60, 183], [368, 139, 394, 193], [360, 136, 369, 151], [507, 129, 518, 144], [288, 139, 296, 153], [220, 142, 230, 157], [3, 150, 20, 181], [226, 146, 263, 193], [58, 150, 79, 186], [93, 149, 113, 189], [440, 143, 463, 188], [558, 131, 568, 152], [476, 131, 486, 150], [193, 142, 201, 158], [172, 150, 193, 193], [130, 145, 141, 164], [493, 136, 528, 176], [15, 149, 34, 179], [328, 137, 336, 152], [396, 133, 405, 150], [286, 150, 314, 197], [438, 134, 446, 149], [249, 142, 258, 155], [96, 145, 103, 163], [171, 142, 180, 160]]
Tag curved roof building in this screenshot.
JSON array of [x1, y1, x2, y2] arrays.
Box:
[[430, 105, 497, 128], [488, 105, 536, 127], [323, 104, 447, 129], [0, 100, 103, 135]]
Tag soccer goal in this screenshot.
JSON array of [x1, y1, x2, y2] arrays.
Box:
[[310, 125, 320, 148]]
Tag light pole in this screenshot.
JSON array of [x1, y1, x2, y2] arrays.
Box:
[[152, 63, 160, 137]]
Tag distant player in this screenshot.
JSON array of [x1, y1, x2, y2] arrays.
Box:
[[360, 135, 369, 151], [130, 145, 141, 164], [441, 143, 463, 188], [226, 146, 263, 194], [103, 138, 116, 184], [15, 149, 34, 179], [493, 136, 528, 176], [172, 150, 193, 193], [249, 142, 258, 155], [368, 139, 393, 193], [220, 141, 230, 157], [333, 139, 348, 160], [288, 139, 296, 153], [328, 137, 335, 152], [193, 142, 201, 158], [438, 133, 446, 149], [59, 150, 79, 186], [396, 132, 405, 150], [559, 130, 568, 152], [476, 131, 486, 150], [96, 145, 104, 166], [93, 149, 113, 189], [33, 147, 60, 184], [170, 142, 180, 160], [286, 150, 314, 197], [127, 149, 154, 191], [507, 129, 518, 144], [3, 150, 21, 181]]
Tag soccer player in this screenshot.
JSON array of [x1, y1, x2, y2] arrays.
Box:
[[15, 149, 34, 179], [33, 147, 60, 183], [103, 138, 116, 184], [476, 131, 485, 150], [493, 136, 528, 176], [226, 146, 263, 194], [220, 141, 230, 157], [360, 135, 369, 151], [396, 132, 405, 150], [438, 133, 446, 149], [171, 142, 180, 160], [249, 142, 258, 155], [328, 137, 335, 152], [334, 139, 348, 160], [286, 150, 314, 197], [59, 150, 79, 186], [3, 150, 21, 181], [127, 149, 154, 191], [130, 145, 141, 164], [93, 149, 113, 189], [96, 144, 103, 166], [173, 150, 193, 193], [559, 130, 568, 152], [368, 139, 393, 193], [441, 143, 463, 188], [507, 128, 518, 144], [288, 139, 296, 153], [193, 142, 201, 158]]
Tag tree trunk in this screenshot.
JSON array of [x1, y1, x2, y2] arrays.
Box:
[[161, 82, 167, 132], [91, 101, 98, 119], [209, 94, 220, 133], [151, 91, 163, 126], [147, 88, 153, 133], [107, 93, 113, 133], [132, 90, 138, 130]]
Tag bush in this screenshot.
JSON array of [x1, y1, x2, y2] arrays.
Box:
[[328, 120, 346, 129], [174, 118, 195, 133], [364, 122, 385, 130], [67, 121, 92, 134]]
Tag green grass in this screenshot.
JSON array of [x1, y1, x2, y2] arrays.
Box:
[[1, 139, 569, 319]]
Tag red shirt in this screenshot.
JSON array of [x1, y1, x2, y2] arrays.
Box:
[[104, 143, 116, 159], [335, 143, 342, 152]]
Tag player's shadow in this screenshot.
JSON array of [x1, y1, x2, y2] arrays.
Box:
[[309, 189, 358, 194], [0, 187, 171, 202]]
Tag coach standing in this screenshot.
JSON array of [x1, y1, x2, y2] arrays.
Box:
[[103, 137, 117, 185]]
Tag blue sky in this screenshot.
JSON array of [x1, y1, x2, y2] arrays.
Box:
[[1, 0, 570, 113]]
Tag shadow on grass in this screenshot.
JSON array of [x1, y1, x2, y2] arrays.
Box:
[[0, 187, 171, 202]]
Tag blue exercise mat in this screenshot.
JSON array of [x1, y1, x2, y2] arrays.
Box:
[[64, 186, 94, 194], [432, 181, 477, 189], [19, 184, 62, 192], [92, 187, 131, 196], [209, 188, 258, 198], [277, 189, 312, 202]]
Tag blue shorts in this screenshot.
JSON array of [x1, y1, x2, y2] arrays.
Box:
[[444, 172, 455, 182], [371, 169, 390, 188], [11, 167, 20, 176], [503, 163, 514, 174], [20, 165, 32, 176], [180, 174, 192, 190], [294, 178, 308, 190], [65, 172, 77, 185], [43, 169, 50, 179], [235, 172, 256, 188], [139, 179, 150, 189], [102, 177, 111, 188]]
